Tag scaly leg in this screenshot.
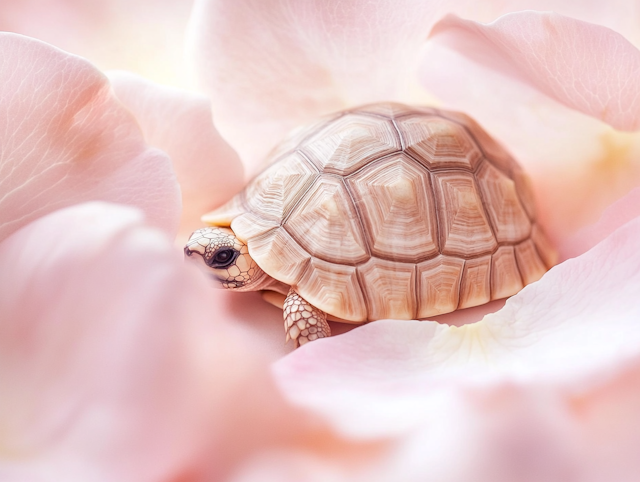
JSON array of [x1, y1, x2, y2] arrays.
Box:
[[283, 289, 331, 347]]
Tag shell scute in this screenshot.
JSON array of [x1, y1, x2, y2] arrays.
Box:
[[358, 258, 416, 320], [515, 239, 547, 284], [437, 110, 516, 174], [476, 162, 531, 243], [397, 115, 482, 170], [491, 246, 524, 299], [433, 171, 497, 257], [301, 114, 401, 175], [416, 255, 464, 318], [296, 257, 367, 321], [458, 255, 492, 309], [248, 228, 310, 286], [346, 153, 438, 262], [285, 176, 369, 265], [216, 102, 554, 323], [245, 151, 318, 222], [230, 212, 278, 243]]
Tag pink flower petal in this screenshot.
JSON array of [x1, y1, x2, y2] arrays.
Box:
[[0, 202, 351, 480], [0, 33, 181, 242], [108, 71, 245, 242], [274, 216, 640, 437], [451, 2, 640, 47], [561, 187, 640, 259], [428, 12, 640, 131], [0, 0, 193, 87], [0, 202, 207, 480], [187, 0, 469, 173], [420, 12, 640, 245]]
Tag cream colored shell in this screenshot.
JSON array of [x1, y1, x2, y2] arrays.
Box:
[[205, 102, 556, 322]]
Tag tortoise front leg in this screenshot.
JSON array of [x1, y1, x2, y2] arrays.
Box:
[[283, 288, 331, 347]]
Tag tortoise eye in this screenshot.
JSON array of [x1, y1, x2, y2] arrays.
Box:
[[208, 248, 238, 268]]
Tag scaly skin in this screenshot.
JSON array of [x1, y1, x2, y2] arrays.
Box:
[[185, 227, 266, 290], [283, 288, 331, 348], [186, 227, 331, 347]]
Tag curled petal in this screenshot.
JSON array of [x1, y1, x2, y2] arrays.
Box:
[[108, 71, 244, 242], [275, 216, 640, 438], [0, 33, 181, 242], [427, 12, 640, 131], [420, 13, 640, 244]]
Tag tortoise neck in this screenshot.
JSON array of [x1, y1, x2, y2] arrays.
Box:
[[227, 267, 287, 293]]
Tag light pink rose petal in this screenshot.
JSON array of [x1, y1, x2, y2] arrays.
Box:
[[232, 368, 640, 481], [187, 0, 472, 173], [0, 33, 181, 242], [561, 186, 640, 259], [428, 12, 640, 131], [0, 0, 193, 87], [0, 202, 216, 481], [0, 201, 365, 481], [420, 12, 640, 244], [365, 374, 640, 482], [275, 216, 640, 437], [452, 1, 640, 47], [108, 70, 245, 242]]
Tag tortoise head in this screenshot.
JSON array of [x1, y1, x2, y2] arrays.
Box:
[[184, 227, 267, 291]]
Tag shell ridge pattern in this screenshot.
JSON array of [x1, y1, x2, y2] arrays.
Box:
[[301, 114, 402, 175], [284, 175, 369, 266], [354, 267, 371, 320], [237, 102, 551, 322], [390, 119, 406, 150], [339, 176, 372, 259], [427, 170, 444, 258], [279, 152, 321, 225], [470, 159, 500, 242], [511, 243, 528, 287], [345, 153, 440, 263], [433, 108, 515, 176], [353, 268, 370, 321], [291, 253, 313, 287], [456, 259, 467, 310]]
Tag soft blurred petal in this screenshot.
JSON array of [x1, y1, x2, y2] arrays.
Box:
[[275, 215, 640, 436], [361, 371, 640, 482], [0, 202, 375, 481], [0, 0, 194, 87], [108, 71, 244, 242], [186, 0, 471, 173], [0, 33, 181, 242], [420, 12, 640, 243], [0, 202, 209, 480]]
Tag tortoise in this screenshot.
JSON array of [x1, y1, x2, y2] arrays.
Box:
[[184, 102, 557, 347]]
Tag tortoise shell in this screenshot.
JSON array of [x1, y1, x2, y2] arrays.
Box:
[[205, 102, 556, 322]]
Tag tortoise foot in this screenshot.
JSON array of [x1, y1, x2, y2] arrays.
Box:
[[283, 289, 331, 348]]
